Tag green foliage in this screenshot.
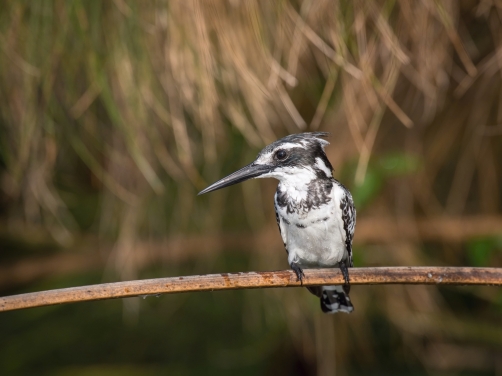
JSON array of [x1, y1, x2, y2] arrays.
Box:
[[466, 237, 502, 267], [351, 167, 384, 210], [377, 153, 421, 177], [343, 152, 421, 209], [0, 1, 501, 374]]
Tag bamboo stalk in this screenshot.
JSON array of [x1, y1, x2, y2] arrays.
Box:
[[1, 267, 500, 312]]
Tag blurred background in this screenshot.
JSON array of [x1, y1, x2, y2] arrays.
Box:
[[1, 1, 501, 375]]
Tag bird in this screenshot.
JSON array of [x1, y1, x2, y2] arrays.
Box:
[[198, 132, 356, 313]]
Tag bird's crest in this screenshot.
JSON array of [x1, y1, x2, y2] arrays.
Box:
[[260, 132, 330, 156]]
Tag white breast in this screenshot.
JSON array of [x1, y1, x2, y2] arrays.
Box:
[[275, 183, 348, 268]]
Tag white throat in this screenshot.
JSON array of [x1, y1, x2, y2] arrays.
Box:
[[259, 166, 318, 202]]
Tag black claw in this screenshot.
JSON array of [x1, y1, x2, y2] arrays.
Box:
[[290, 262, 305, 285], [339, 261, 351, 294]]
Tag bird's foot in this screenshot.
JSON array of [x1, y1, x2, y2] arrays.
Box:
[[339, 261, 351, 294], [290, 262, 305, 285]]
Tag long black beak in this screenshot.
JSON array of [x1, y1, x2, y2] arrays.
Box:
[[198, 163, 272, 195]]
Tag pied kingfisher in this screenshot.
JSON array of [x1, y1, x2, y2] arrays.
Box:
[[199, 132, 356, 313]]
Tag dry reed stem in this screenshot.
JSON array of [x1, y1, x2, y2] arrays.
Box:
[[1, 267, 500, 312]]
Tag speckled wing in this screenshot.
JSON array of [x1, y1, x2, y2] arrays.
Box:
[[339, 187, 356, 267]]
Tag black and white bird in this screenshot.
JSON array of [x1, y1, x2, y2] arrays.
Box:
[[199, 132, 356, 313]]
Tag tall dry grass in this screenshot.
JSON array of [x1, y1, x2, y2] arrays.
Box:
[[1, 1, 501, 374]]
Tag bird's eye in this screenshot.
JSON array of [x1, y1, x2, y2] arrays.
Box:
[[275, 150, 287, 160]]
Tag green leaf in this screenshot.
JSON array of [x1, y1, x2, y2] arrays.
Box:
[[378, 153, 421, 177], [351, 168, 383, 209], [466, 237, 498, 267]]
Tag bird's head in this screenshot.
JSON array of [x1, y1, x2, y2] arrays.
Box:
[[198, 132, 333, 195]]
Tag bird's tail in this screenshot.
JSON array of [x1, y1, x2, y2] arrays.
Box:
[[307, 286, 354, 314]]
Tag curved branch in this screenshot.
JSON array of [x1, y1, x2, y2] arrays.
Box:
[[1, 267, 500, 312]]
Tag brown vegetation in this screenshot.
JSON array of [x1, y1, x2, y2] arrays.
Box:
[[1, 1, 501, 374]]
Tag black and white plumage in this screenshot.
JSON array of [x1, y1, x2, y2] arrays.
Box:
[[199, 132, 356, 314]]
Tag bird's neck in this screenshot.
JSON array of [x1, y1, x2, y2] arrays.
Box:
[[278, 168, 317, 191], [276, 172, 333, 214]]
